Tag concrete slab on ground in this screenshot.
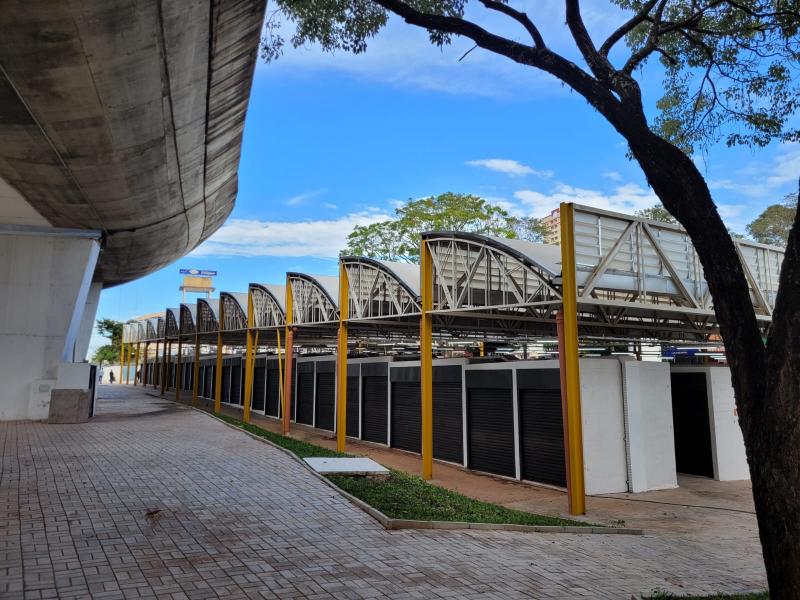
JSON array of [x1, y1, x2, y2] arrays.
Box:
[[304, 456, 389, 476]]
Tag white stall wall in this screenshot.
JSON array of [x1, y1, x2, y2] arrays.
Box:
[[620, 360, 678, 492], [578, 358, 628, 495], [670, 366, 750, 481]]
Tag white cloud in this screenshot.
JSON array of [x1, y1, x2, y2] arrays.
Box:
[[716, 204, 746, 218], [602, 171, 622, 181], [466, 158, 553, 178], [190, 212, 389, 258], [514, 183, 659, 217], [286, 189, 326, 206], [709, 143, 800, 199], [323, 202, 338, 209]]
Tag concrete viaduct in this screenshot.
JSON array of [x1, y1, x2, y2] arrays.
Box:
[[0, 0, 266, 419]]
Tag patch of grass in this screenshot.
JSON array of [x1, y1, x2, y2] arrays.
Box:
[[214, 413, 344, 459], [213, 412, 593, 527], [646, 590, 768, 599], [328, 469, 592, 527]]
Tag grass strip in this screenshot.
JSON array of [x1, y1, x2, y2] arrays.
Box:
[[646, 591, 768, 599], [214, 413, 344, 459], [213, 412, 592, 527], [328, 469, 591, 527]]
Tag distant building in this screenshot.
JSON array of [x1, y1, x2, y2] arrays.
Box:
[[542, 207, 561, 245]]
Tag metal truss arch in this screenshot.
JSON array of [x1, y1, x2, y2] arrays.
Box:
[[287, 273, 339, 325], [196, 299, 220, 334], [249, 283, 285, 329], [341, 257, 421, 322], [180, 304, 196, 336], [421, 232, 563, 319], [220, 292, 248, 332], [165, 308, 180, 339]]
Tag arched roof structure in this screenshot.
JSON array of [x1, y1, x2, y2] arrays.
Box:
[[341, 257, 421, 322], [180, 304, 196, 336], [165, 308, 180, 339], [249, 284, 286, 329], [287, 273, 339, 326], [220, 292, 249, 332], [145, 318, 159, 341], [196, 299, 220, 335]]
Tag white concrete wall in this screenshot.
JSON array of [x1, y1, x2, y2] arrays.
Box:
[[578, 358, 628, 495], [670, 366, 750, 481], [0, 229, 100, 420], [74, 281, 102, 362], [707, 367, 750, 480], [620, 360, 678, 492]]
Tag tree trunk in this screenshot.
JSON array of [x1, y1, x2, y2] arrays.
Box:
[[625, 125, 800, 597]]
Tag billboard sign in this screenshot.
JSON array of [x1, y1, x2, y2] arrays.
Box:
[[180, 268, 217, 276]]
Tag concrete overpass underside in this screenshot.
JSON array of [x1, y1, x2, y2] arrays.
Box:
[[0, 0, 266, 419]]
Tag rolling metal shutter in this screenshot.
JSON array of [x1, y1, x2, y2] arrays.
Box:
[[253, 359, 266, 412], [266, 360, 281, 417], [362, 376, 388, 443], [315, 372, 335, 431], [346, 375, 360, 437], [198, 365, 205, 396], [221, 364, 231, 403], [205, 366, 215, 399], [391, 381, 420, 453], [296, 366, 314, 425], [230, 359, 242, 406], [433, 380, 463, 463], [518, 369, 566, 487], [466, 370, 515, 477], [671, 372, 714, 477]]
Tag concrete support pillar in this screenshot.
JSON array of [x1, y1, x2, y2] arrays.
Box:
[[0, 226, 101, 420], [73, 281, 102, 362]]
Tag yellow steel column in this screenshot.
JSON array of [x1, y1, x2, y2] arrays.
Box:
[[336, 261, 349, 453], [161, 339, 170, 395], [192, 332, 201, 406], [559, 202, 586, 516], [243, 291, 256, 424], [420, 239, 434, 481], [135, 342, 141, 385], [143, 342, 150, 386], [276, 328, 284, 416], [214, 300, 224, 414], [175, 337, 183, 402], [282, 282, 294, 435]]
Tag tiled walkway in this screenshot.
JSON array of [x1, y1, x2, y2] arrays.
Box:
[[0, 386, 766, 599]]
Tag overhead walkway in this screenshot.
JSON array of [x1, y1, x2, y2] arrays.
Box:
[[122, 202, 784, 516]]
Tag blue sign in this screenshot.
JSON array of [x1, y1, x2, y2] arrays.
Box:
[[180, 268, 217, 276]]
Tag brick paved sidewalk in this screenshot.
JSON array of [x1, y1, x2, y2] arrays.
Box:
[[0, 385, 766, 599]]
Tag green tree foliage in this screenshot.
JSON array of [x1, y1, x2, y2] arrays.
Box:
[[635, 204, 677, 223], [747, 194, 798, 246], [342, 193, 548, 262], [92, 318, 124, 364]]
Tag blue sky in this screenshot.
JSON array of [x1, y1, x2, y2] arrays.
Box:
[[90, 5, 800, 355]]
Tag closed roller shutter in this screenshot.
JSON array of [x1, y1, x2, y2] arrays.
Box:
[[671, 372, 714, 477], [230, 360, 242, 406], [253, 364, 266, 412], [467, 375, 515, 478], [198, 366, 205, 396], [391, 382, 420, 453], [222, 365, 231, 403], [296, 371, 314, 425], [346, 376, 360, 437], [205, 366, 215, 399], [518, 385, 566, 487], [266, 362, 281, 417], [362, 376, 388, 443], [315, 372, 335, 431], [433, 381, 463, 463]]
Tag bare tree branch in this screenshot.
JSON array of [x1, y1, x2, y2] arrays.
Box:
[[478, 0, 545, 48], [600, 0, 660, 57]]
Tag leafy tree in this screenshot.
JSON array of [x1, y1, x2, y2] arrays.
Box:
[[92, 318, 124, 364], [747, 194, 798, 246], [342, 193, 547, 262], [635, 204, 677, 224], [265, 2, 800, 593]]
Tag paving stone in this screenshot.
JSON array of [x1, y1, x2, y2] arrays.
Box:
[[0, 386, 767, 599]]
